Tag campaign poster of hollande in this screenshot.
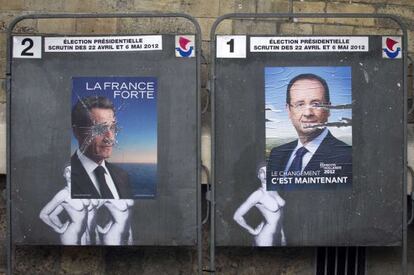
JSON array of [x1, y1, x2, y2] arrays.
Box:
[[265, 67, 352, 190]]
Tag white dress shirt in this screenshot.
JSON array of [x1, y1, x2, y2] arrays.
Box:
[[77, 150, 120, 199], [284, 128, 328, 173]]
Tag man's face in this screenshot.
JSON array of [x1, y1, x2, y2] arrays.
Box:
[[287, 78, 330, 139], [77, 108, 117, 164]]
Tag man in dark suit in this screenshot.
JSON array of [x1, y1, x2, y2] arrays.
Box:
[[267, 74, 352, 190], [71, 96, 133, 199]]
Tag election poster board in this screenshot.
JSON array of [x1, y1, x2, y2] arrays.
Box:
[[214, 35, 404, 246], [10, 34, 199, 246]]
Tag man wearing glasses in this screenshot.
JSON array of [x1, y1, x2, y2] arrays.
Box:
[[71, 96, 133, 199], [267, 73, 352, 188]]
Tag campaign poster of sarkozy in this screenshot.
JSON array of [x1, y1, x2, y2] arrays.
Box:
[[71, 77, 157, 199], [265, 67, 352, 190]]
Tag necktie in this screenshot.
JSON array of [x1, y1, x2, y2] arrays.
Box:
[[287, 147, 308, 173], [94, 166, 114, 199]]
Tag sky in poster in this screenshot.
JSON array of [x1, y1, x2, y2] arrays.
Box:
[[265, 66, 352, 143], [71, 76, 157, 164]]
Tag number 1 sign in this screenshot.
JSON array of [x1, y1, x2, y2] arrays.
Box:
[[216, 35, 246, 58]]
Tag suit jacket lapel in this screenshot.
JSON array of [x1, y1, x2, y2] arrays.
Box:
[[281, 143, 296, 170], [105, 163, 122, 197], [71, 153, 101, 198], [304, 131, 334, 172]]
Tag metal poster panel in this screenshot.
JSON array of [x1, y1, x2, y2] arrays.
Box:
[[10, 34, 198, 246], [214, 35, 404, 246]]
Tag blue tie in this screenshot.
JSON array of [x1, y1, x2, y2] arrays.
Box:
[[288, 147, 308, 173]]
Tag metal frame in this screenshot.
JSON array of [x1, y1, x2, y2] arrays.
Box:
[[6, 13, 202, 275], [210, 13, 408, 275]]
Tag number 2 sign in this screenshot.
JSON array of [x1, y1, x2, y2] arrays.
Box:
[[216, 35, 246, 58], [13, 36, 42, 59]]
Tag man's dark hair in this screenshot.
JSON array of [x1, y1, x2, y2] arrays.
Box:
[[286, 73, 330, 104], [72, 96, 115, 128]]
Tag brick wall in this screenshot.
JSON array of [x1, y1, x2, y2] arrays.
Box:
[[0, 0, 413, 274]]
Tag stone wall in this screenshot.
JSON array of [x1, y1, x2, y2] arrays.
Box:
[[0, 0, 413, 274]]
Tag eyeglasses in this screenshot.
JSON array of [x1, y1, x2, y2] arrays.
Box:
[[92, 122, 120, 135], [289, 102, 326, 111], [77, 122, 120, 136]]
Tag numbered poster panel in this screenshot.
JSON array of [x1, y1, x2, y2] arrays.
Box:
[[215, 35, 404, 246], [10, 34, 198, 245]]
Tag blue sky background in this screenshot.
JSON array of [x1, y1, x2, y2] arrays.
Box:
[[71, 76, 157, 163], [265, 66, 352, 142]]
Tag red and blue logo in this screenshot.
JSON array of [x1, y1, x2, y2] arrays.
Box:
[[382, 37, 401, 59], [175, 36, 195, 58]]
